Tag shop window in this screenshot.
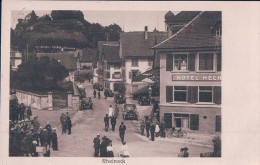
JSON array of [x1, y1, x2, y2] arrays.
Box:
[[174, 86, 187, 102], [173, 114, 189, 129], [199, 53, 214, 71], [174, 54, 187, 71], [199, 86, 213, 102], [131, 59, 138, 67]]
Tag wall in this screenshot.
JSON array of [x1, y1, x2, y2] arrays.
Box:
[[15, 90, 49, 110], [125, 58, 152, 84], [160, 105, 221, 134]]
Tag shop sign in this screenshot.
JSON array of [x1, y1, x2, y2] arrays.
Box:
[[172, 74, 221, 81]]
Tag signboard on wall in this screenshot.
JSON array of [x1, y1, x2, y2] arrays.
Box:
[[172, 73, 221, 81]]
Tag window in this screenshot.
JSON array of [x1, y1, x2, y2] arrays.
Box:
[[174, 54, 187, 71], [174, 86, 187, 102], [131, 70, 139, 79], [148, 59, 153, 66], [199, 86, 213, 102], [112, 72, 121, 79], [199, 53, 214, 71], [131, 59, 138, 67], [173, 114, 189, 129]]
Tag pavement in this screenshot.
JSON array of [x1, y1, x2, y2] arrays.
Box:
[[31, 81, 215, 157]]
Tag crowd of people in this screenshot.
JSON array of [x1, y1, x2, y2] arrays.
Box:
[[10, 99, 32, 122]]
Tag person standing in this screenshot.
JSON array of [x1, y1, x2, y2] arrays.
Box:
[[160, 121, 166, 138], [111, 116, 116, 132], [108, 105, 113, 118], [146, 120, 151, 138], [114, 105, 119, 118], [60, 113, 67, 134], [93, 89, 96, 98], [150, 123, 155, 141], [67, 117, 72, 135], [43, 142, 50, 157], [93, 134, 101, 157], [119, 122, 126, 142], [178, 148, 184, 157], [51, 128, 58, 151], [155, 122, 160, 137], [140, 119, 145, 136], [120, 142, 129, 157], [98, 90, 101, 99], [106, 143, 114, 157], [26, 106, 32, 120], [104, 114, 109, 132], [39, 127, 44, 146], [183, 147, 189, 157], [100, 137, 107, 157]]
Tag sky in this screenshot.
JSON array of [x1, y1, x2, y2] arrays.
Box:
[[11, 10, 179, 32]]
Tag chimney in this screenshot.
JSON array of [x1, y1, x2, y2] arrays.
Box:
[[144, 26, 148, 40]]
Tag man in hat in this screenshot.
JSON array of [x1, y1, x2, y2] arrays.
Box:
[[140, 119, 145, 136], [104, 114, 109, 132], [93, 134, 100, 157], [100, 136, 107, 157], [119, 122, 126, 142], [67, 117, 72, 135], [93, 89, 96, 98], [150, 123, 156, 141], [145, 120, 151, 138], [51, 128, 58, 151], [110, 116, 116, 132], [98, 90, 101, 99], [114, 105, 119, 118]]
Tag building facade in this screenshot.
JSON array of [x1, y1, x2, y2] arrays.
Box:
[[154, 11, 222, 134], [10, 49, 22, 71]]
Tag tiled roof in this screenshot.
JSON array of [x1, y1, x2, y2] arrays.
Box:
[[165, 11, 201, 23], [36, 52, 77, 70], [80, 49, 97, 62], [102, 44, 120, 63], [154, 11, 221, 49], [120, 31, 167, 58]]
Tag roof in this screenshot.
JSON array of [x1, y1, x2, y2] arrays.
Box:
[[165, 11, 201, 24], [153, 11, 221, 50], [36, 52, 77, 70], [102, 44, 120, 62], [120, 31, 167, 58], [79, 49, 97, 62]]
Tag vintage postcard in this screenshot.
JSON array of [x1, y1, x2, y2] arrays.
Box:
[[1, 1, 259, 165]]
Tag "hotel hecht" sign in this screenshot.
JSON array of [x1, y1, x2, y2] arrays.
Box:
[[172, 73, 221, 81]]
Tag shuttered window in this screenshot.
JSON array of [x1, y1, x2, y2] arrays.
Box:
[[164, 113, 172, 128], [217, 53, 221, 71], [188, 54, 195, 71], [166, 54, 173, 71], [174, 86, 187, 102], [187, 86, 198, 103], [166, 86, 173, 102], [213, 86, 221, 104], [199, 53, 214, 70], [216, 115, 221, 132], [190, 114, 199, 130], [199, 86, 213, 102]]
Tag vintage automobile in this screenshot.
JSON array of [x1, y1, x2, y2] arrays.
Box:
[[81, 97, 93, 110], [93, 83, 103, 91], [104, 89, 114, 97], [138, 95, 151, 106], [114, 93, 126, 104], [123, 104, 138, 120]]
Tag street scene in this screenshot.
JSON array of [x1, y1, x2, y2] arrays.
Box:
[[9, 10, 221, 157]]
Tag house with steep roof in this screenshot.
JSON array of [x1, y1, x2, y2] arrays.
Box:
[[120, 26, 167, 95], [153, 11, 222, 134], [76, 49, 97, 70], [96, 41, 122, 91], [36, 52, 78, 82]]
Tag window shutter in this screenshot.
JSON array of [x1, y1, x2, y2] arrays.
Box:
[[188, 54, 195, 71], [166, 86, 173, 102], [164, 113, 172, 128], [129, 71, 132, 79], [213, 86, 221, 104], [216, 115, 221, 132], [166, 54, 173, 71], [188, 86, 198, 103], [217, 53, 221, 71], [190, 114, 199, 130]]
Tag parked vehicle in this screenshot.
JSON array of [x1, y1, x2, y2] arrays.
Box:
[[114, 93, 126, 104], [104, 89, 114, 97], [93, 83, 103, 91], [123, 104, 138, 120], [81, 97, 93, 110], [138, 95, 151, 106]]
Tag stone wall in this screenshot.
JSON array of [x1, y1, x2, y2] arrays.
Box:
[[15, 90, 49, 110]]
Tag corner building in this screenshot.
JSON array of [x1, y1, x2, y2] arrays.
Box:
[[153, 11, 222, 134]]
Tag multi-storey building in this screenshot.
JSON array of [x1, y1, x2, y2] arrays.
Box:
[[153, 11, 222, 134], [97, 41, 122, 91]]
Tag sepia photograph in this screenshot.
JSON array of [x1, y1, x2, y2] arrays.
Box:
[[9, 9, 221, 157], [1, 1, 260, 165]]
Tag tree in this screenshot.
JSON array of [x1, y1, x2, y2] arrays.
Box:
[[51, 10, 84, 20], [104, 24, 122, 41], [28, 10, 38, 26]]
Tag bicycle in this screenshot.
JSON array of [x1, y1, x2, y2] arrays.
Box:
[[167, 127, 187, 138]]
